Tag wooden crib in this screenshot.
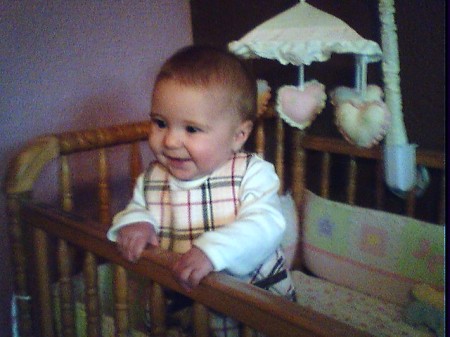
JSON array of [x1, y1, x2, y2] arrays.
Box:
[[5, 108, 445, 337]]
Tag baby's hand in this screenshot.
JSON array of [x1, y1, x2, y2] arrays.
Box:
[[116, 222, 158, 262], [172, 247, 213, 291]]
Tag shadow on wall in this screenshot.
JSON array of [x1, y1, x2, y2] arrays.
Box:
[[63, 80, 148, 130]]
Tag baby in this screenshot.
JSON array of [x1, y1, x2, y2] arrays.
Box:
[[107, 45, 295, 335]]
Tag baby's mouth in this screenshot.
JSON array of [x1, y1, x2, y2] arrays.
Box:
[[164, 154, 191, 166]]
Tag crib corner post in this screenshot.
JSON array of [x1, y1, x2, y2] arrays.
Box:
[[7, 192, 34, 337]]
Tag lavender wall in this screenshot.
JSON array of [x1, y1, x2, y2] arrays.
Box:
[[0, 1, 192, 335]]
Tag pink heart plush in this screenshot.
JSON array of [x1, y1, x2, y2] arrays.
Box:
[[276, 80, 326, 130], [331, 85, 391, 148]]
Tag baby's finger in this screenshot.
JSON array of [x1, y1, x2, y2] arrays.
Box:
[[131, 236, 151, 262], [172, 263, 192, 289], [187, 269, 203, 288], [148, 234, 159, 247], [116, 235, 129, 256]]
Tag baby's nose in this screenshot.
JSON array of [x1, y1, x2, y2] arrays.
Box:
[[164, 130, 182, 148]]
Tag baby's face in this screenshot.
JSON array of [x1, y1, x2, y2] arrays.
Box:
[[149, 79, 250, 181]]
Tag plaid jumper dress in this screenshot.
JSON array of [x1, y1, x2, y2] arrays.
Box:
[[144, 152, 295, 336]]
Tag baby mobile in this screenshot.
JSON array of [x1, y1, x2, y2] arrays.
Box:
[[229, 0, 419, 193]]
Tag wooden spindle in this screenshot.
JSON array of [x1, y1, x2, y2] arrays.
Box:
[[34, 228, 55, 337], [130, 142, 143, 190], [83, 253, 101, 337], [406, 190, 416, 218], [291, 130, 306, 270], [275, 117, 285, 193], [320, 153, 330, 198], [57, 240, 75, 337], [60, 155, 74, 212], [291, 130, 306, 209], [255, 118, 265, 158], [149, 282, 166, 337], [98, 148, 111, 226], [347, 158, 357, 205], [113, 265, 130, 337], [58, 154, 76, 337], [7, 195, 33, 337], [193, 302, 209, 337]]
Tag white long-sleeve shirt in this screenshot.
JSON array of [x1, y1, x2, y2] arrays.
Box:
[[107, 154, 286, 277]]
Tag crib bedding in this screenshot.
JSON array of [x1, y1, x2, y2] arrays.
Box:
[[302, 190, 445, 305], [292, 271, 434, 337]]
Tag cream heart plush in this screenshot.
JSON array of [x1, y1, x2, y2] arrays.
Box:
[[330, 85, 384, 106], [331, 85, 391, 148], [276, 80, 326, 130]]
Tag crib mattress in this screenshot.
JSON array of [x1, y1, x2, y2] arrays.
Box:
[[292, 270, 435, 337]]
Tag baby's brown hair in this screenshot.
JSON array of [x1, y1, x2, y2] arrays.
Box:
[[154, 45, 257, 122]]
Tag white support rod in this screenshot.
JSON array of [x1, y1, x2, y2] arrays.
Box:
[[298, 64, 305, 90], [355, 58, 361, 92], [355, 55, 368, 96]]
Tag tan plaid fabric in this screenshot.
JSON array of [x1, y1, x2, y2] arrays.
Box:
[[144, 152, 250, 255], [143, 153, 295, 336]]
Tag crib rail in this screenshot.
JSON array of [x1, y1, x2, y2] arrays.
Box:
[[19, 200, 373, 337], [6, 115, 444, 337]]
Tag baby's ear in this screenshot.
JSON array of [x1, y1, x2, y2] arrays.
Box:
[[233, 120, 253, 152]]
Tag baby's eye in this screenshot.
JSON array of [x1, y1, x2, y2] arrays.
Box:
[[185, 125, 201, 133], [151, 118, 166, 129]]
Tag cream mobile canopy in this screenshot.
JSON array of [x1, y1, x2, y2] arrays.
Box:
[[228, 0, 383, 66], [229, 0, 417, 192]]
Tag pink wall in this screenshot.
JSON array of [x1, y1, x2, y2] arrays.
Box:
[[0, 1, 192, 335]]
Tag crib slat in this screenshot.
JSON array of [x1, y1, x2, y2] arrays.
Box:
[[8, 195, 33, 337], [57, 154, 77, 337], [291, 130, 306, 209], [57, 240, 76, 337], [275, 117, 285, 193], [130, 142, 143, 189], [83, 253, 101, 337], [255, 118, 266, 158], [347, 157, 357, 205], [98, 148, 111, 226], [34, 228, 55, 337], [60, 155, 74, 212], [193, 302, 209, 337], [150, 282, 167, 337], [406, 190, 416, 218], [320, 152, 330, 198], [291, 130, 306, 271], [255, 118, 265, 158], [113, 265, 130, 337]]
